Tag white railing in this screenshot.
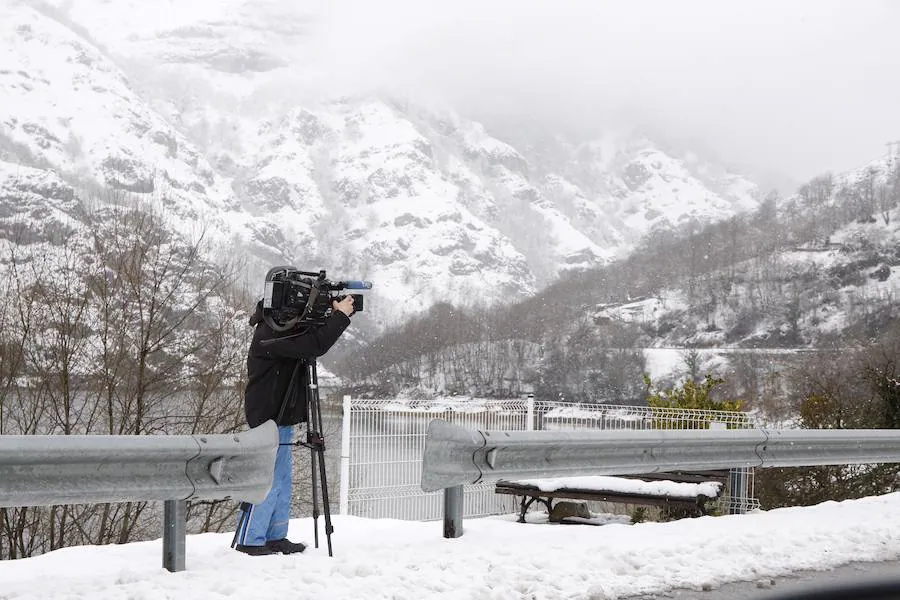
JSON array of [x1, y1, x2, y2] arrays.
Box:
[[338, 396, 758, 521]]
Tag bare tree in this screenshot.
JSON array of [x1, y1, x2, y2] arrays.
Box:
[[876, 184, 892, 225], [800, 174, 834, 244], [853, 167, 879, 223], [1, 195, 251, 557], [877, 164, 899, 225]]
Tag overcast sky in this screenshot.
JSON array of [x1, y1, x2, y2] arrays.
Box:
[[302, 0, 900, 183]]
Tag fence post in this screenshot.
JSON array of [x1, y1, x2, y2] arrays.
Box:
[[712, 422, 750, 515], [728, 468, 749, 515], [339, 395, 352, 515], [162, 499, 186, 572], [526, 393, 535, 431], [443, 485, 464, 538]]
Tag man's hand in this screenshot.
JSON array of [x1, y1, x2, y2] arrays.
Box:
[[333, 295, 355, 317]]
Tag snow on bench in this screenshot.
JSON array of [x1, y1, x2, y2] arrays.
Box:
[[495, 472, 727, 523]]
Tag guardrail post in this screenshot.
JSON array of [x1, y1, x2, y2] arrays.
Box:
[[443, 485, 463, 538], [163, 499, 186, 572]]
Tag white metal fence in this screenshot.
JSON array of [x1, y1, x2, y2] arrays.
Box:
[[338, 396, 759, 521]]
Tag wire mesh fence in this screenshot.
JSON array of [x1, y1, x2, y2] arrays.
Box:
[[536, 401, 756, 431], [339, 396, 761, 521]]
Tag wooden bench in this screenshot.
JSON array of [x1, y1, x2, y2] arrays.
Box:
[[495, 470, 729, 523]]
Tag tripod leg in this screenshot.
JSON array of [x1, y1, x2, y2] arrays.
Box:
[[316, 441, 335, 557], [309, 432, 320, 549], [307, 360, 335, 557], [311, 363, 335, 556], [231, 502, 251, 548], [305, 361, 322, 550]]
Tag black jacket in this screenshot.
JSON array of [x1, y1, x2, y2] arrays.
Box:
[[244, 301, 351, 428]]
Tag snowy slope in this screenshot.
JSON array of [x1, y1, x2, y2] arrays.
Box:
[[592, 154, 900, 382], [0, 4, 242, 227]]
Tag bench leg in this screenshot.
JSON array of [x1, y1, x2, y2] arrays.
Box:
[[538, 498, 553, 516], [517, 496, 554, 523]]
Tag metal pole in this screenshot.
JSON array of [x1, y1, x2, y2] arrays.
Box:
[[526, 393, 534, 431], [162, 499, 186, 572], [728, 468, 749, 515], [443, 485, 464, 538], [339, 395, 352, 515], [308, 361, 334, 556]]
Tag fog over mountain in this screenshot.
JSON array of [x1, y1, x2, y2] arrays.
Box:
[[3, 0, 816, 330], [39, 0, 900, 179], [295, 0, 900, 184]]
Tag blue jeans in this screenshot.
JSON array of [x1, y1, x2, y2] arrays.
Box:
[[236, 424, 294, 546]]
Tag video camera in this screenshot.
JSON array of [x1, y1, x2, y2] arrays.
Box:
[[262, 266, 372, 331]]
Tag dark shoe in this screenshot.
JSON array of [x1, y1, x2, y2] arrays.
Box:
[[266, 538, 306, 554], [235, 543, 279, 556]]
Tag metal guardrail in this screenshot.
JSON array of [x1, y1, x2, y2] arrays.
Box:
[[422, 419, 900, 536], [0, 420, 278, 570]]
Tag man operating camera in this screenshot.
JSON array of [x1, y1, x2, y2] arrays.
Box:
[[233, 293, 355, 556]]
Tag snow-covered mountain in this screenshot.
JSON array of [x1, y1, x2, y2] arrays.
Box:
[[0, 1, 761, 327], [592, 152, 900, 369]]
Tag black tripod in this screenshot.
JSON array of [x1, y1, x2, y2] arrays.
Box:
[[287, 358, 335, 557], [232, 358, 335, 556]]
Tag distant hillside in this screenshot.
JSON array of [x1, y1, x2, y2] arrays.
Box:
[[342, 155, 900, 407]]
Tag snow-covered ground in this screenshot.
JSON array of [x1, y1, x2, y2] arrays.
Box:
[[2, 492, 900, 599]]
